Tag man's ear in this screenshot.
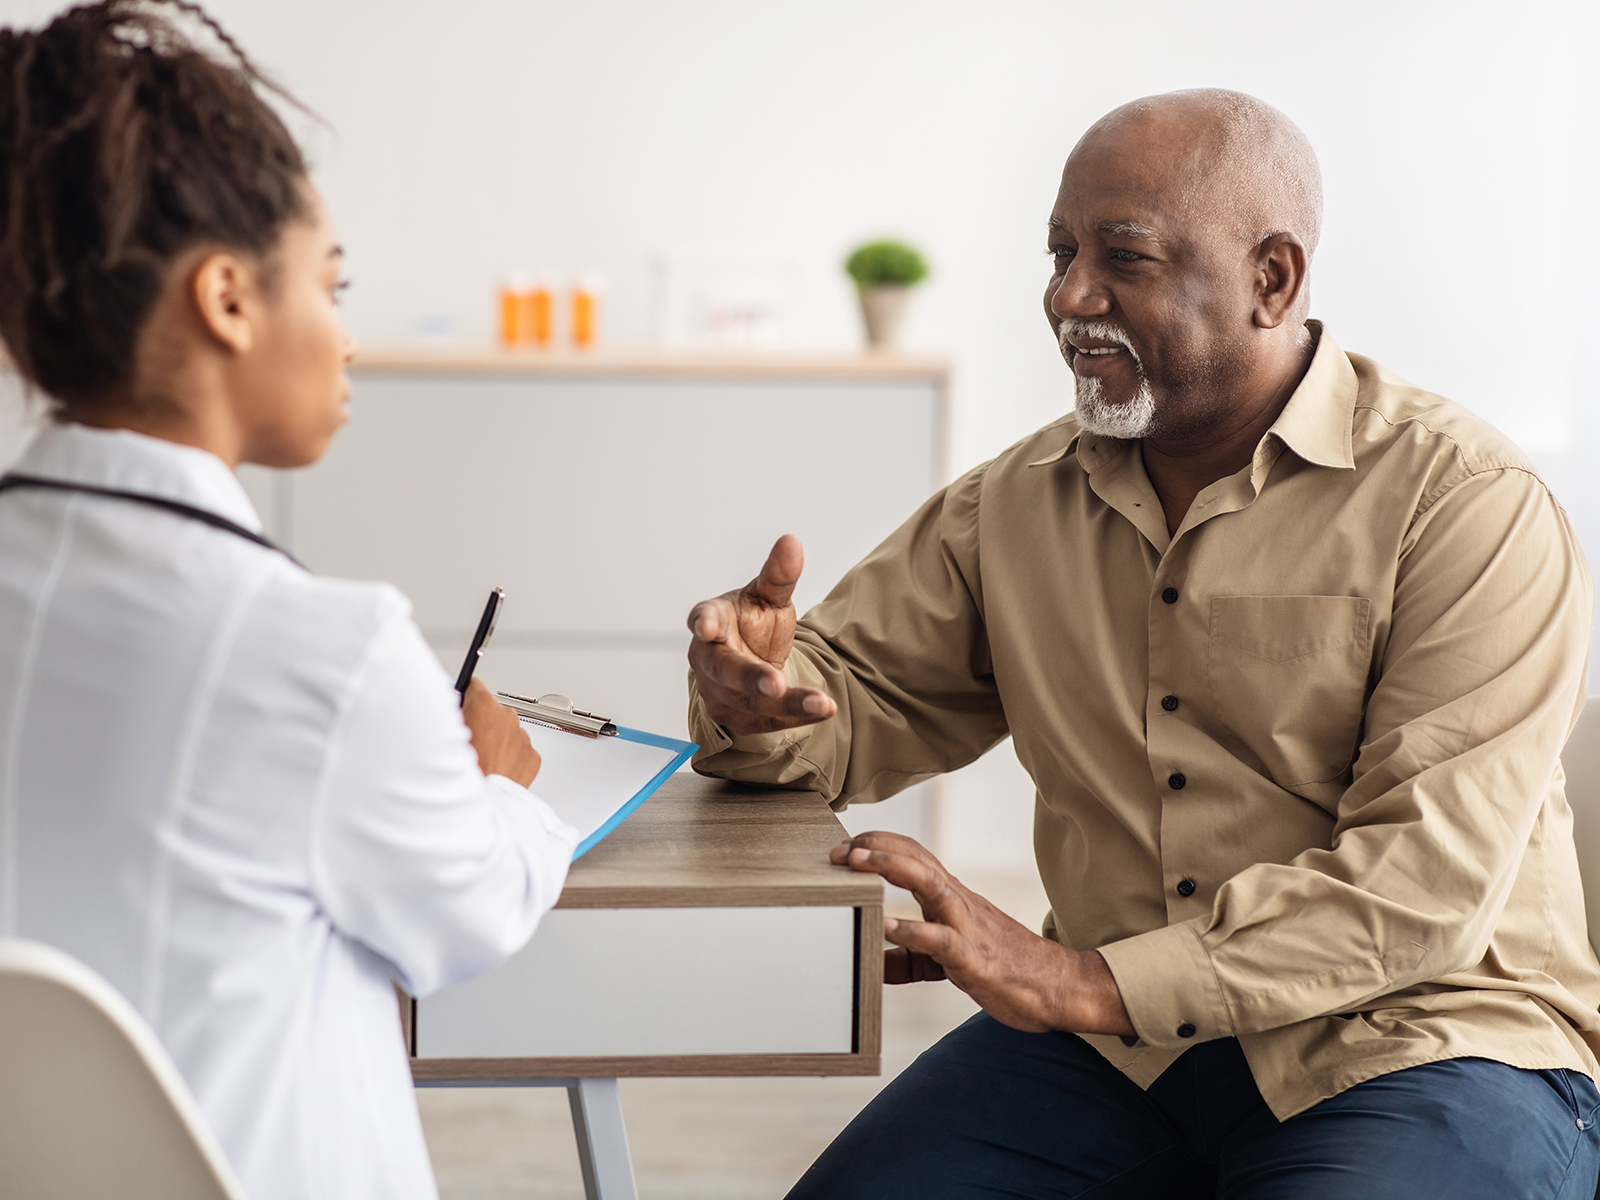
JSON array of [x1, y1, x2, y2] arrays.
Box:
[[190, 251, 256, 354], [1251, 233, 1308, 330]]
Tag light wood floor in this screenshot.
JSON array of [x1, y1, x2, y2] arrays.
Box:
[[418, 870, 1049, 1199]]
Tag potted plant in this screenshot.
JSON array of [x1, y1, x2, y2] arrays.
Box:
[[845, 239, 929, 351]]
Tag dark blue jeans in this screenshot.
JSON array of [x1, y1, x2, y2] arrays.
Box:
[[788, 1012, 1600, 1199]]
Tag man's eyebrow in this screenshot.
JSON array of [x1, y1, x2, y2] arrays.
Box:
[[1096, 219, 1160, 240]]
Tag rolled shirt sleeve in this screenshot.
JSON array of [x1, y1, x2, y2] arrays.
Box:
[[307, 598, 579, 997], [1100, 467, 1593, 1048]]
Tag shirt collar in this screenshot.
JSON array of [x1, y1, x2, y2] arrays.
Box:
[[11, 423, 266, 533], [1026, 320, 1359, 476], [1264, 321, 1356, 471]]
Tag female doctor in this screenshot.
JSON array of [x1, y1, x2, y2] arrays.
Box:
[[0, 4, 577, 1198]]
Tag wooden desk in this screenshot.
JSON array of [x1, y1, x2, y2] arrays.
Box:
[[400, 774, 883, 1198]]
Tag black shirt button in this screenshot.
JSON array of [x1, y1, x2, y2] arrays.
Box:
[[1168, 772, 1186, 790], [1161, 587, 1179, 604], [1176, 878, 1196, 897], [1177, 1023, 1196, 1038], [1161, 694, 1179, 712]]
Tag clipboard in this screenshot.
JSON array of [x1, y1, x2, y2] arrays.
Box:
[[504, 691, 696, 860]]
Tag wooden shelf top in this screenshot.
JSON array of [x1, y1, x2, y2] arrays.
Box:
[[554, 773, 882, 909], [350, 346, 947, 383]]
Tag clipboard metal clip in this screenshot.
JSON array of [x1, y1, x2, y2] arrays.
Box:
[[498, 692, 619, 738]]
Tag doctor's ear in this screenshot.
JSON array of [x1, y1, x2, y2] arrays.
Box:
[[190, 250, 262, 354]]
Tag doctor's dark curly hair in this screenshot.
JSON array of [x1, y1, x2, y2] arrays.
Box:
[[0, 0, 308, 415]]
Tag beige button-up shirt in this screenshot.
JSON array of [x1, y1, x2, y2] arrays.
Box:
[[689, 324, 1600, 1118]]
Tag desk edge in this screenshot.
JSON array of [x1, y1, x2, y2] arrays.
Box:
[[554, 882, 883, 908]]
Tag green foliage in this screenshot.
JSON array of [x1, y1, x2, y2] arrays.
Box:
[[844, 239, 929, 288]]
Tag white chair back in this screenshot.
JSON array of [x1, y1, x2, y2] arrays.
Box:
[[0, 938, 246, 1200], [1562, 696, 1600, 957]]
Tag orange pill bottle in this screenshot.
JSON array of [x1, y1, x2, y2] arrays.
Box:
[[571, 274, 604, 349], [498, 272, 535, 347], [530, 276, 556, 347]]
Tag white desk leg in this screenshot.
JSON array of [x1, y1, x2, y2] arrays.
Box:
[[567, 1078, 638, 1200]]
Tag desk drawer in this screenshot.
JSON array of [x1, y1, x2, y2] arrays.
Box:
[[416, 906, 855, 1059]]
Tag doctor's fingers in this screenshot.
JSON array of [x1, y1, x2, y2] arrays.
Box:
[[463, 678, 511, 729]]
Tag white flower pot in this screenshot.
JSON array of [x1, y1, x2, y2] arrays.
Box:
[[858, 285, 911, 351]]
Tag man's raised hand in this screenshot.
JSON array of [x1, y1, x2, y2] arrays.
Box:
[[686, 535, 839, 736]]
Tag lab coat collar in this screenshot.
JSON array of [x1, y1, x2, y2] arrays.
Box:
[[12, 423, 266, 533]]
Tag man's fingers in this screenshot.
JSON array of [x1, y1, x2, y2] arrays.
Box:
[[837, 844, 961, 920], [884, 916, 961, 965], [884, 946, 947, 984], [830, 830, 935, 862], [787, 688, 836, 719], [689, 639, 836, 717], [687, 595, 737, 643], [695, 673, 836, 725], [689, 636, 783, 695], [750, 534, 804, 609]]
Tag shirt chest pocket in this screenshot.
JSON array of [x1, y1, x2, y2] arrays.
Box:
[[1207, 595, 1373, 802]]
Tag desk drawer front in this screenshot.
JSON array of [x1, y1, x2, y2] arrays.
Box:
[[416, 906, 855, 1058]]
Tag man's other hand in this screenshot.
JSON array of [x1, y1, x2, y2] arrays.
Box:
[[832, 831, 1135, 1038], [686, 534, 839, 736], [463, 678, 541, 788]]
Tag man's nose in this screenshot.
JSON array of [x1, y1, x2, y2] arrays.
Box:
[[1049, 261, 1112, 321]]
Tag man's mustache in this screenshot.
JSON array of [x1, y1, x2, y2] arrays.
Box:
[[1057, 320, 1142, 369]]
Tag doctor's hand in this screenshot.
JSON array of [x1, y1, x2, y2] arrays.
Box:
[[686, 535, 838, 736], [832, 832, 1135, 1038], [463, 678, 541, 788]]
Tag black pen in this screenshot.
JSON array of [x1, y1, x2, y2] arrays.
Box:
[[454, 588, 505, 706]]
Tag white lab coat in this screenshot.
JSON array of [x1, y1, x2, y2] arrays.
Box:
[[0, 423, 577, 1200]]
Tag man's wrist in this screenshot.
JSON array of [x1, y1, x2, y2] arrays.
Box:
[[1058, 947, 1135, 1037]]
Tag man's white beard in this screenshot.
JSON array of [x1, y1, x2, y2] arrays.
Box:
[[1075, 373, 1156, 439], [1061, 320, 1157, 439]]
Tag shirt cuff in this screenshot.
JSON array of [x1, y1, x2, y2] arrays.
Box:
[[1097, 918, 1233, 1049]]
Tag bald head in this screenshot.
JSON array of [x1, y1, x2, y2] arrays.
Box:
[[1077, 89, 1323, 265]]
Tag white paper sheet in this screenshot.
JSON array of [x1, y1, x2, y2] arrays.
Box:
[[519, 719, 681, 846]]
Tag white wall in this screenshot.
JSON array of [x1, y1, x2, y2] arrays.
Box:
[[1, 0, 1594, 872]]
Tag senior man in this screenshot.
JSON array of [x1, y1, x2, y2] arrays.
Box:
[[686, 90, 1600, 1198]]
